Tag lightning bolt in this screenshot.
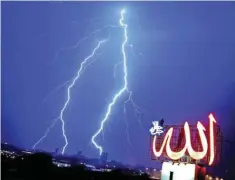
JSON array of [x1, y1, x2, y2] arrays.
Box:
[[33, 39, 107, 153], [60, 39, 108, 154], [42, 52, 103, 105], [91, 9, 135, 155], [34, 9, 144, 155], [60, 40, 107, 154], [32, 117, 59, 150], [42, 80, 72, 105], [53, 24, 118, 63]]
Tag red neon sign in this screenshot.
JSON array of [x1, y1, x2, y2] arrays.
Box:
[[152, 114, 217, 165]]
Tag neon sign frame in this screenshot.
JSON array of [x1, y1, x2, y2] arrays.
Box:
[[151, 114, 218, 166]]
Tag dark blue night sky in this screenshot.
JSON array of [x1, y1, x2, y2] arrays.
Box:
[[2, 2, 235, 167]]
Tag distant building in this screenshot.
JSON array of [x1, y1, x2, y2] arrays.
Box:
[[100, 152, 108, 164], [77, 151, 82, 157], [53, 148, 59, 156]]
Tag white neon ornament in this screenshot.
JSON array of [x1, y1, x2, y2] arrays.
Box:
[[150, 121, 164, 136], [152, 113, 217, 165]]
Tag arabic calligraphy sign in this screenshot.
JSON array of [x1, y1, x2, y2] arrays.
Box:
[[150, 114, 222, 166], [150, 121, 164, 136]]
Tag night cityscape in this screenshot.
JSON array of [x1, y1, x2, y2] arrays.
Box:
[[1, 1, 235, 180]]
